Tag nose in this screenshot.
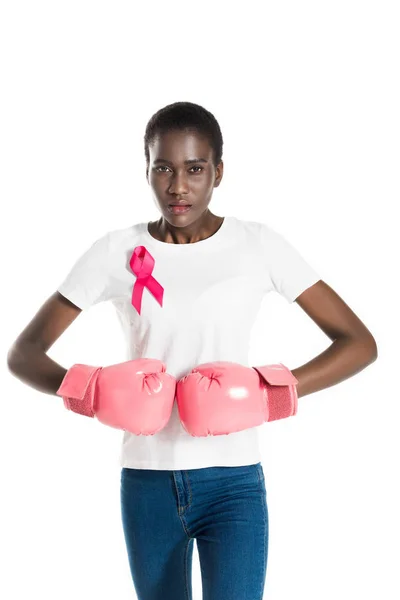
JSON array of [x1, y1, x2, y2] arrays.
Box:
[[168, 172, 190, 195]]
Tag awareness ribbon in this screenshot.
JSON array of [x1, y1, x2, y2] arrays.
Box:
[[129, 246, 164, 315]]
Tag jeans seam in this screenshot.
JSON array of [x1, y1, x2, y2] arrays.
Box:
[[184, 538, 193, 600], [257, 464, 268, 599]]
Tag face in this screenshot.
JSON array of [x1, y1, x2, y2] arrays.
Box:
[[146, 129, 223, 226]]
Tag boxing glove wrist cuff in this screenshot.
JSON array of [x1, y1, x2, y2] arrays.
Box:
[[56, 363, 102, 418], [252, 363, 298, 421]]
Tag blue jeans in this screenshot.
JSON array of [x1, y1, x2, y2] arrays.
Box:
[[120, 462, 269, 599]]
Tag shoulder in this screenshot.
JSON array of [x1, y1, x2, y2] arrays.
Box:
[[105, 222, 145, 251], [233, 217, 282, 243]]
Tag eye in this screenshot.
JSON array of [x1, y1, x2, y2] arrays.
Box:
[[155, 165, 203, 173]]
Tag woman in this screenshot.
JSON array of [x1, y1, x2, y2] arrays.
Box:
[[7, 101, 377, 600]]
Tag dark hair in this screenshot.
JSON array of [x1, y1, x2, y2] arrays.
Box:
[[144, 101, 223, 169]]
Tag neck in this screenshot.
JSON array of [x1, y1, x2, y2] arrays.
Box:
[[151, 211, 224, 245]]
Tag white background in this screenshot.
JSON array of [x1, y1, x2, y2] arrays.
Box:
[[1, 1, 399, 598]]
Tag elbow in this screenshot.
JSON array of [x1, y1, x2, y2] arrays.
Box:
[[339, 332, 378, 366], [370, 338, 378, 363], [7, 342, 25, 375], [7, 345, 18, 374], [359, 334, 378, 365]]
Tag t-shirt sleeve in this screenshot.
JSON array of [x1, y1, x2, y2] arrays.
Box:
[[261, 224, 321, 303], [56, 232, 111, 310]]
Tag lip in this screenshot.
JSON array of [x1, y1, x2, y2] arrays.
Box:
[[168, 204, 192, 214]]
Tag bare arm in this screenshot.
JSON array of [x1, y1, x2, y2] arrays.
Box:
[[291, 280, 378, 398], [7, 292, 82, 396]]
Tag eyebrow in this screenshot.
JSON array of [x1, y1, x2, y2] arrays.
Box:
[[153, 157, 209, 165]]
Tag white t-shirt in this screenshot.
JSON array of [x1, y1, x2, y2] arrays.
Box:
[[57, 216, 321, 470]]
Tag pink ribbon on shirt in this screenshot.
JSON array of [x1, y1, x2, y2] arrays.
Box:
[[129, 246, 164, 315]]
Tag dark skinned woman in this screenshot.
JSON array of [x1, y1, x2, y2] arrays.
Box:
[[7, 101, 377, 600]]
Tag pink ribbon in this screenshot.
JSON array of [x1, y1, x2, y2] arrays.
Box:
[[129, 246, 164, 315]]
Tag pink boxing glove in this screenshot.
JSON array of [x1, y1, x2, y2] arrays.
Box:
[[56, 358, 176, 435], [176, 361, 298, 437]]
